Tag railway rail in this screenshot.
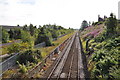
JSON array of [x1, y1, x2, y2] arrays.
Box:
[[24, 32, 74, 78], [41, 32, 86, 80], [46, 33, 75, 80]]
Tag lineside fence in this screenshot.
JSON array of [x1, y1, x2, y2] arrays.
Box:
[[0, 33, 70, 77]]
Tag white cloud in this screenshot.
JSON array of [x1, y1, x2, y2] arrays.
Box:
[[0, 0, 119, 29]]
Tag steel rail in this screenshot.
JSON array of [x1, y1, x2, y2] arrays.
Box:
[[47, 33, 76, 80], [47, 38, 71, 80]]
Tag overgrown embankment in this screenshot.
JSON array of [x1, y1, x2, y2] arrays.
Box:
[[80, 13, 120, 79]]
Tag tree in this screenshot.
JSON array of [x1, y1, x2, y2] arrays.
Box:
[[29, 24, 35, 36], [92, 21, 95, 26], [21, 31, 31, 42], [35, 33, 52, 46], [89, 21, 91, 26], [2, 28, 9, 43], [21, 30, 34, 49], [8, 28, 21, 39], [23, 24, 28, 31], [51, 30, 58, 38], [106, 13, 117, 35], [8, 29, 14, 40], [80, 20, 88, 30], [17, 24, 20, 27], [38, 25, 42, 29], [14, 28, 21, 39], [39, 27, 45, 34]]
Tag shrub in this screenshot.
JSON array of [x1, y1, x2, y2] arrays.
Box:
[[90, 36, 120, 79], [7, 43, 21, 54], [2, 29, 9, 43], [17, 49, 42, 65], [17, 61, 27, 73], [92, 50, 105, 62]]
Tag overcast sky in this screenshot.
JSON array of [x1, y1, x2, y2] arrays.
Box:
[[0, 0, 119, 29]]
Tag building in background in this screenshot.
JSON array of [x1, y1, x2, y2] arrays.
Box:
[[0, 25, 22, 31]]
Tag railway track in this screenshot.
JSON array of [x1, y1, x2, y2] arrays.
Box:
[[46, 33, 75, 79], [42, 32, 85, 80], [58, 35, 78, 79]]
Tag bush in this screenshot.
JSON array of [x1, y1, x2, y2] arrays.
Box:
[[94, 30, 107, 42], [17, 61, 27, 73], [17, 49, 42, 65], [95, 42, 107, 49], [2, 29, 9, 43], [1, 47, 9, 55], [92, 50, 105, 62], [90, 36, 120, 79], [7, 43, 21, 54]]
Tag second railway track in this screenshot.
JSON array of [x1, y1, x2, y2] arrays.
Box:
[[42, 32, 86, 80]]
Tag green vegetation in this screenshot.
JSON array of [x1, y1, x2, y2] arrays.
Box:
[[80, 20, 88, 30], [105, 13, 117, 35], [16, 49, 42, 73], [80, 13, 120, 79], [1, 23, 73, 77], [90, 35, 120, 79], [2, 28, 9, 43], [8, 28, 22, 40], [1, 24, 73, 55], [39, 32, 74, 58], [1, 42, 30, 55], [17, 49, 42, 65]]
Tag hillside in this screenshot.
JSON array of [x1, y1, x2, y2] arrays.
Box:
[[80, 13, 120, 79]]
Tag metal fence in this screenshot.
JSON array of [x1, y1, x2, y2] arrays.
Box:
[[0, 42, 46, 77], [34, 42, 46, 48], [0, 33, 69, 77], [0, 53, 19, 77]]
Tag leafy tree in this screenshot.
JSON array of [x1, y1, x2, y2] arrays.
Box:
[[51, 30, 58, 38], [53, 24, 58, 30], [14, 28, 21, 39], [105, 13, 117, 35], [29, 24, 35, 36], [21, 31, 31, 42], [39, 27, 45, 34], [58, 26, 64, 29], [17, 24, 20, 27], [21, 30, 34, 49], [80, 20, 88, 30], [23, 24, 28, 31], [35, 33, 52, 46], [8, 29, 14, 40], [2, 28, 9, 43], [8, 28, 21, 39], [38, 25, 42, 29]]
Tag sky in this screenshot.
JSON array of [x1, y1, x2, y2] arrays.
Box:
[[0, 0, 119, 29]]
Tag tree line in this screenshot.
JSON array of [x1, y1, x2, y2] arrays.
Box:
[[1, 24, 73, 47]]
